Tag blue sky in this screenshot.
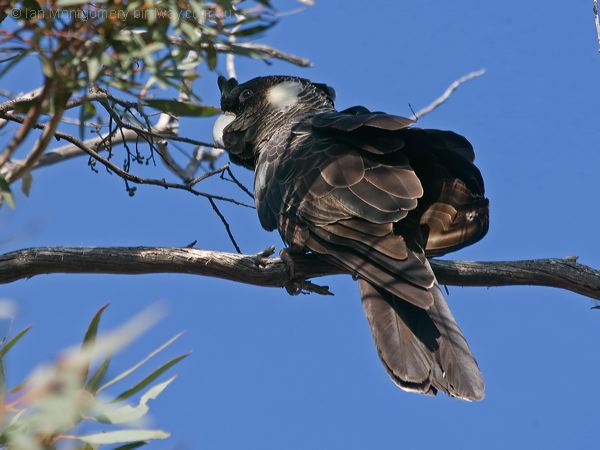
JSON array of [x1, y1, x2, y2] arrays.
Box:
[[2, 1, 600, 449]]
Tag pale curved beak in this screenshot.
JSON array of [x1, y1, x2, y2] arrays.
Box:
[[212, 112, 236, 147]]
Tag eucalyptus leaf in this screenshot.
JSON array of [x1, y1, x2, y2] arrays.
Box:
[[113, 353, 189, 402], [85, 355, 111, 393], [22, 0, 43, 12], [81, 304, 109, 380], [114, 442, 147, 450], [79, 100, 96, 139], [0, 360, 5, 403], [0, 326, 32, 359], [71, 429, 170, 445], [232, 22, 276, 38], [82, 304, 109, 348], [98, 332, 183, 393], [206, 43, 217, 70], [0, 175, 15, 209], [144, 99, 219, 117], [0, 51, 28, 78], [86, 58, 102, 82], [56, 0, 90, 6], [93, 376, 176, 424], [21, 172, 33, 197]]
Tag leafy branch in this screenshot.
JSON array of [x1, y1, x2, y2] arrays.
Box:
[[0, 304, 188, 449]]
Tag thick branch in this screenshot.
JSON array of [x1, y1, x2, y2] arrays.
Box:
[[1, 247, 599, 301]]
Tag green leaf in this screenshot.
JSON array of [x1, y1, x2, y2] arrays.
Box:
[[189, 1, 206, 23], [114, 442, 147, 450], [78, 100, 96, 139], [21, 172, 33, 197], [1, 326, 30, 400], [70, 429, 170, 445], [12, 98, 38, 114], [22, 0, 42, 14], [94, 376, 175, 424], [180, 21, 201, 43], [7, 407, 26, 427], [146, 7, 157, 25], [82, 304, 109, 348], [56, 0, 90, 6], [98, 332, 183, 393], [232, 23, 276, 38], [0, 50, 28, 78], [85, 355, 111, 393], [113, 353, 189, 402], [0, 326, 32, 359], [206, 43, 217, 70], [8, 380, 28, 394], [144, 99, 220, 117], [38, 52, 55, 78], [0, 175, 15, 209], [81, 304, 109, 381], [0, 359, 6, 403]]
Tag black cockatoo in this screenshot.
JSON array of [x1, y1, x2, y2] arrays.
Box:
[[213, 75, 489, 400]]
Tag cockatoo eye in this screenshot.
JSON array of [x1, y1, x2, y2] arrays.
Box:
[[239, 89, 254, 103]]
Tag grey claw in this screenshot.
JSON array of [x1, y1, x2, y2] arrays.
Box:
[[253, 245, 276, 267]]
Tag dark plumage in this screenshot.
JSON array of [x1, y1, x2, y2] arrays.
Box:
[[213, 75, 489, 400]]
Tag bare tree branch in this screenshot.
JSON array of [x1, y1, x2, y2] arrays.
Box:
[[0, 110, 253, 208], [5, 88, 68, 183], [1, 247, 599, 302], [209, 42, 312, 67], [414, 69, 486, 119], [1, 126, 139, 182], [0, 89, 224, 179], [94, 96, 220, 149], [0, 87, 44, 114], [225, 13, 243, 79], [0, 83, 50, 170], [594, 0, 600, 52], [3, 113, 219, 181]]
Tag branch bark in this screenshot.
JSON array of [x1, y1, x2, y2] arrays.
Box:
[[594, 0, 600, 52], [1, 247, 599, 301]]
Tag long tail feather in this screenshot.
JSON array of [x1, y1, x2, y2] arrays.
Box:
[[359, 279, 484, 400]]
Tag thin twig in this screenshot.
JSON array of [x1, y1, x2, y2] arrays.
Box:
[[184, 145, 220, 178], [0, 107, 222, 180], [413, 69, 486, 119], [223, 166, 254, 199], [96, 97, 221, 149], [0, 111, 254, 208], [594, 0, 600, 52], [153, 112, 189, 180], [2, 128, 138, 178], [0, 89, 222, 149], [193, 41, 312, 67], [208, 198, 242, 253], [188, 164, 229, 187]]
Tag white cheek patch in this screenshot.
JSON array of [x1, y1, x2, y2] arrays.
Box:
[[212, 112, 236, 147], [267, 81, 303, 109]]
